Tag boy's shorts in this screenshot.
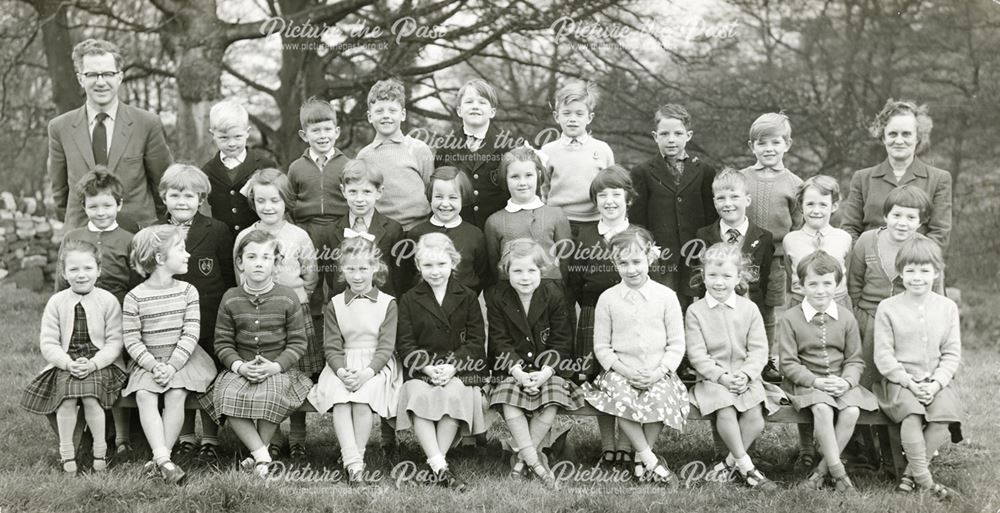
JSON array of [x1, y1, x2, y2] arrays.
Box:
[[764, 256, 786, 307]]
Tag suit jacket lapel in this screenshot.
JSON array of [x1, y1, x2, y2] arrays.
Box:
[[234, 151, 266, 186], [468, 124, 498, 173], [370, 211, 389, 243], [413, 282, 449, 325], [677, 158, 699, 193], [185, 213, 211, 250], [500, 285, 533, 340], [70, 106, 96, 169], [742, 224, 765, 253], [648, 157, 677, 192], [106, 102, 134, 172], [526, 285, 546, 331]]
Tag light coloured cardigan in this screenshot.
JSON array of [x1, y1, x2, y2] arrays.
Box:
[[592, 279, 686, 374], [874, 291, 961, 388], [685, 294, 768, 383], [38, 287, 125, 372]]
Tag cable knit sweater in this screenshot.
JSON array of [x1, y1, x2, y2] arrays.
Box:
[[738, 166, 803, 255]]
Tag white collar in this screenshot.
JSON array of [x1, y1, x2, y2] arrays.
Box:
[[802, 300, 839, 321], [505, 196, 544, 212], [222, 149, 247, 166], [705, 293, 738, 309], [751, 162, 787, 173], [619, 278, 653, 301], [87, 221, 119, 233], [430, 216, 462, 229], [309, 148, 336, 165], [720, 218, 749, 239], [597, 219, 629, 238], [800, 224, 833, 238], [559, 132, 591, 146], [463, 124, 489, 140], [86, 99, 118, 124]]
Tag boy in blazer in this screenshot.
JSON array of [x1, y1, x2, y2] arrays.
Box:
[[433, 79, 517, 231], [319, 160, 405, 298], [631, 104, 718, 309], [202, 100, 278, 239]]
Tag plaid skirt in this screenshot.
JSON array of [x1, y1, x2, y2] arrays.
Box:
[[572, 306, 600, 383], [582, 370, 689, 430], [199, 369, 313, 424], [294, 306, 324, 375], [20, 365, 127, 415], [488, 375, 585, 412]]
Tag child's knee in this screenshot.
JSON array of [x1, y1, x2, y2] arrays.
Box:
[[810, 404, 834, 422], [714, 407, 738, 424], [840, 407, 860, 422]]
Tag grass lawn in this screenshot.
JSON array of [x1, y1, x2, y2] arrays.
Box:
[[0, 289, 995, 513]]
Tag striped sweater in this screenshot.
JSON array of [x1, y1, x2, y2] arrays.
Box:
[[214, 283, 307, 372], [122, 281, 200, 372]]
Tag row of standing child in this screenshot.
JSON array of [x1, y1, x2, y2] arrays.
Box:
[[22, 76, 960, 499]]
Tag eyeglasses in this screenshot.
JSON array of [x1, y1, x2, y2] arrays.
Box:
[[79, 71, 121, 81]]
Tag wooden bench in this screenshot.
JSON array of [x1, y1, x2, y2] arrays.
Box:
[[105, 394, 904, 477]]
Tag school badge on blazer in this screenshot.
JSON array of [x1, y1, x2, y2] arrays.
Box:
[[199, 257, 214, 276]]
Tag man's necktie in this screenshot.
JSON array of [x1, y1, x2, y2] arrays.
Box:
[[726, 228, 741, 245], [92, 112, 109, 166]]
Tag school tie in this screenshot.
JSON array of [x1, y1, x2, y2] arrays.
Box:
[[813, 230, 824, 249], [92, 112, 109, 166], [465, 134, 481, 152], [352, 216, 367, 234], [315, 154, 327, 169], [668, 158, 685, 188], [726, 228, 741, 245]]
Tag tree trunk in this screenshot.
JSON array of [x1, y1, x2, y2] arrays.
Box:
[[31, 0, 83, 113]]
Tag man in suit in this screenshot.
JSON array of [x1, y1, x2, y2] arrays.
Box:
[[48, 38, 172, 233]]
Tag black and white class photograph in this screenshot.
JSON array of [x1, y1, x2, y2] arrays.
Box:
[[0, 0, 997, 511]]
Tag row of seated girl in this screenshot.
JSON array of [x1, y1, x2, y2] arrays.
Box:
[[22, 217, 960, 499]]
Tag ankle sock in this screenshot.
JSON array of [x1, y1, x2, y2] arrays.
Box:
[[735, 454, 754, 473], [151, 447, 171, 465], [427, 453, 447, 473], [251, 446, 272, 464]]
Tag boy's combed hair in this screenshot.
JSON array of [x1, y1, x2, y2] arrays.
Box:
[[337, 237, 388, 287], [456, 78, 498, 109], [58, 239, 102, 275], [795, 249, 844, 284], [498, 238, 552, 277], [868, 98, 933, 154], [341, 159, 384, 188], [247, 167, 293, 210], [796, 174, 841, 205], [159, 163, 212, 200], [881, 184, 932, 221], [555, 80, 598, 110], [72, 38, 122, 72], [748, 112, 792, 142], [209, 100, 249, 132], [426, 166, 472, 204], [588, 165, 636, 206], [895, 237, 945, 273], [498, 146, 546, 195], [416, 232, 461, 270], [130, 225, 184, 278], [692, 241, 756, 295], [712, 167, 749, 194], [653, 103, 691, 129], [608, 226, 658, 263], [75, 166, 124, 204], [299, 96, 338, 129], [235, 229, 281, 262], [367, 79, 406, 107]]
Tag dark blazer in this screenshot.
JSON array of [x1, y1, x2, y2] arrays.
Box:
[[486, 280, 573, 379], [157, 212, 236, 351], [397, 279, 487, 385], [630, 155, 718, 292], [840, 157, 952, 250], [319, 210, 405, 297], [433, 122, 515, 230], [202, 148, 278, 238], [688, 221, 775, 308], [48, 101, 173, 232]]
